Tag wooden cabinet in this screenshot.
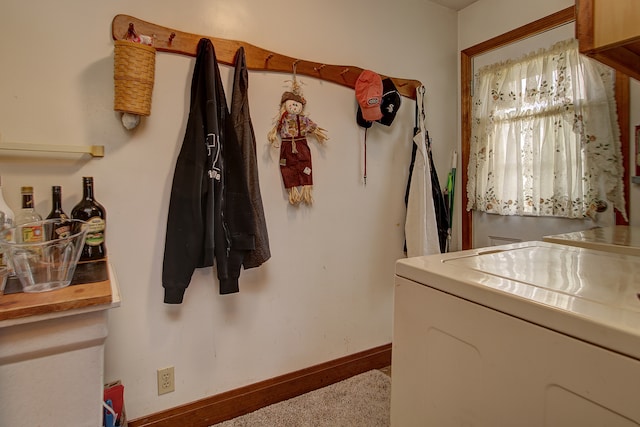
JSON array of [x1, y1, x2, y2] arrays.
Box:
[[576, 0, 640, 81]]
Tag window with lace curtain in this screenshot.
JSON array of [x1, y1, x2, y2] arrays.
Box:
[[466, 38, 627, 220]]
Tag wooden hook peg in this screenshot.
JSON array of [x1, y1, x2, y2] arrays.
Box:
[[314, 64, 326, 72], [264, 53, 274, 68], [125, 22, 138, 40]]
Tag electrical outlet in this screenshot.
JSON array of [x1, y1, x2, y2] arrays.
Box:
[[157, 366, 175, 395]]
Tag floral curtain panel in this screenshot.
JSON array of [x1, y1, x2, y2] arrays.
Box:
[[467, 39, 627, 220]]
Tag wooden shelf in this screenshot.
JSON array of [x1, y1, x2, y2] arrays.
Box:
[[0, 260, 113, 322]]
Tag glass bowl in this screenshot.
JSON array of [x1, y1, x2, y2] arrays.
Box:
[[0, 219, 88, 293], [0, 265, 8, 295]]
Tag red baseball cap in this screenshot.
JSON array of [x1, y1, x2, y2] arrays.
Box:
[[355, 70, 383, 121]]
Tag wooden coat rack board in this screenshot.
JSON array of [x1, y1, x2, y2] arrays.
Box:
[[111, 14, 422, 100]]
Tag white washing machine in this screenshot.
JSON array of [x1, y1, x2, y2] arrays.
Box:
[[391, 241, 640, 427], [544, 225, 640, 256]]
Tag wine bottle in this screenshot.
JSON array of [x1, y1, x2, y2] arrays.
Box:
[[46, 186, 71, 239], [71, 177, 107, 261], [14, 186, 43, 242], [0, 176, 14, 229], [0, 177, 14, 268]]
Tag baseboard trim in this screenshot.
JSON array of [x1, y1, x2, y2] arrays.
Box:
[[129, 343, 392, 427]]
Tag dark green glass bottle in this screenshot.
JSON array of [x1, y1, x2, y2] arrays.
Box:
[[46, 186, 71, 239], [71, 177, 107, 261]]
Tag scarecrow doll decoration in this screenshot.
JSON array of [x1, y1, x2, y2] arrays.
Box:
[[268, 79, 328, 205]]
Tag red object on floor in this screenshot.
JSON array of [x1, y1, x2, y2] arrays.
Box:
[[104, 381, 125, 425]]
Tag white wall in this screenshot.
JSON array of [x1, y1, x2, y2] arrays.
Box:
[[0, 0, 458, 419], [458, 0, 575, 49]]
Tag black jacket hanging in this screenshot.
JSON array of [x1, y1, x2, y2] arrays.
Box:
[[231, 47, 271, 269], [426, 131, 449, 253], [162, 39, 256, 304]]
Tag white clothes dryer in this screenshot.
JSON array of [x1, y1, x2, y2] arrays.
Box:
[[391, 241, 640, 427]]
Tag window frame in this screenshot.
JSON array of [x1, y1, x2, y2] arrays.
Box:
[[460, 6, 629, 250]]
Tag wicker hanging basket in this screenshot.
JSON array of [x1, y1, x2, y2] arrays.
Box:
[[113, 40, 156, 116]]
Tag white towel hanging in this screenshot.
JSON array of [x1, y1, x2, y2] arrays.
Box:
[[405, 86, 441, 257]]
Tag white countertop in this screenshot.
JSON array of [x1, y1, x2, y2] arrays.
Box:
[[543, 225, 640, 256]]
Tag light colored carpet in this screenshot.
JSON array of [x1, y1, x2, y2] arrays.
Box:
[[210, 369, 391, 427]]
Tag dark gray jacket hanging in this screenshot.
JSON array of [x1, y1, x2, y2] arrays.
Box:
[[231, 47, 271, 268], [162, 38, 256, 304]]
